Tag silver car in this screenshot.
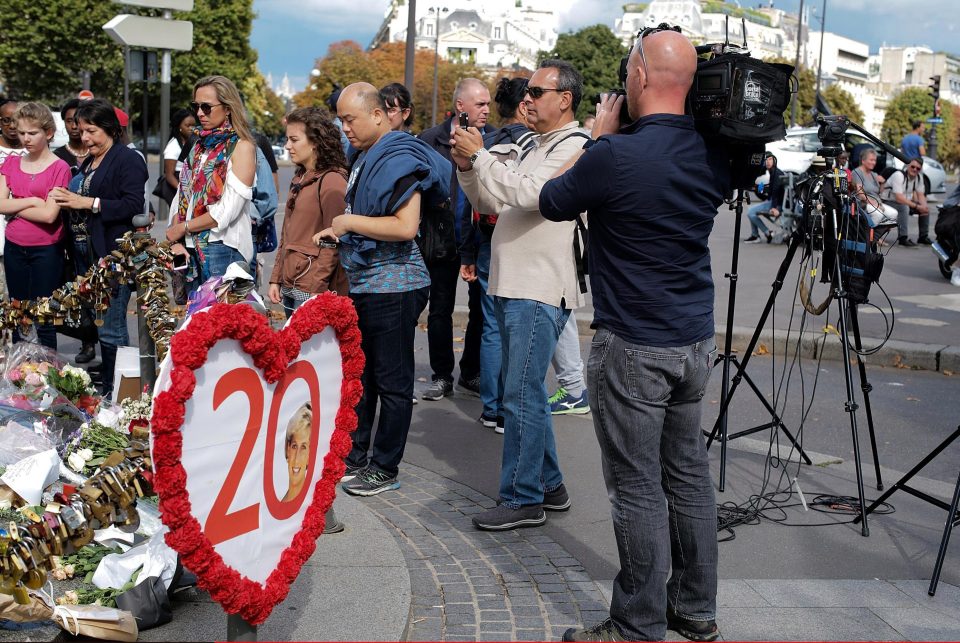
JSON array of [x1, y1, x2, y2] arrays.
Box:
[[766, 127, 946, 194]]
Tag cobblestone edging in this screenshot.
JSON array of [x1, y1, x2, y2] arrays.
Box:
[[364, 463, 610, 642]]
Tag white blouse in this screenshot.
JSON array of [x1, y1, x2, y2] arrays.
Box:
[[171, 156, 255, 262]]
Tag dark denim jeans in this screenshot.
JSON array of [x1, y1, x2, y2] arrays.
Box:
[[476, 238, 501, 418], [495, 296, 568, 508], [4, 239, 63, 350], [347, 287, 429, 477], [425, 257, 459, 382], [587, 328, 718, 640]]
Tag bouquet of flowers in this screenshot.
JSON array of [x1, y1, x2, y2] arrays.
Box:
[[45, 364, 99, 415], [62, 421, 129, 474], [120, 393, 152, 433]]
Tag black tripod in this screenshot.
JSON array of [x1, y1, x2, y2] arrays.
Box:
[[707, 190, 810, 492], [856, 426, 960, 595]]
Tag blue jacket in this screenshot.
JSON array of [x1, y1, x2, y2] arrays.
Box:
[[341, 131, 450, 262], [79, 142, 149, 258]]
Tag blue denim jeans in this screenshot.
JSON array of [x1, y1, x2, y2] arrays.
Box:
[[202, 241, 246, 280], [98, 282, 132, 397], [495, 296, 568, 508], [4, 240, 63, 350], [587, 328, 718, 640], [347, 287, 429, 477], [476, 238, 500, 419], [746, 200, 771, 236]]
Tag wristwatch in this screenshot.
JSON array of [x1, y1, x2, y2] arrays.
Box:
[[468, 149, 483, 169]]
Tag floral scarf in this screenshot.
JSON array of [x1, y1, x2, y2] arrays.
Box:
[[175, 122, 239, 281]]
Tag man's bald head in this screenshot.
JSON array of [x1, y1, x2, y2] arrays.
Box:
[[340, 82, 386, 114], [338, 82, 390, 150], [624, 30, 697, 119], [454, 77, 491, 128]]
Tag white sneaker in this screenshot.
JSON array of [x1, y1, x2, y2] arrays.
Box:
[[951, 267, 960, 287]]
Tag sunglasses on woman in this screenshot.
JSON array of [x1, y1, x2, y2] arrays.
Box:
[[189, 101, 223, 115], [618, 23, 683, 86]]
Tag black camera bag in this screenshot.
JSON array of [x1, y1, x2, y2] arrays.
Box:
[[690, 55, 793, 145]]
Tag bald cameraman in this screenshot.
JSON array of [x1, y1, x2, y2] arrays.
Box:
[[541, 29, 726, 642]]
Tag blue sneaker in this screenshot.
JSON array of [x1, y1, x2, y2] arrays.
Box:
[[549, 387, 590, 415]]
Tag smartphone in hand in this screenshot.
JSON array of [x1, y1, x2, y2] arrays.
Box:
[[458, 112, 469, 128], [172, 253, 188, 271]]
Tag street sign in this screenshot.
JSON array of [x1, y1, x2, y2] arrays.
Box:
[[112, 0, 194, 10], [927, 117, 944, 124], [78, 90, 94, 100], [103, 14, 193, 51]]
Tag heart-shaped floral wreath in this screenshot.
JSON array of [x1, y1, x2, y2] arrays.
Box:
[[149, 293, 364, 624]]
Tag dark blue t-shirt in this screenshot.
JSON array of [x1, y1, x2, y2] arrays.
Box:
[[901, 133, 924, 160], [540, 114, 728, 347]]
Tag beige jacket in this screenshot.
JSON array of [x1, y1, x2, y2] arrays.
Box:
[[458, 121, 586, 309]]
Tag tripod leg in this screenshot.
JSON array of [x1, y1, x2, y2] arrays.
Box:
[[712, 191, 748, 492], [928, 469, 960, 596], [848, 305, 884, 491], [836, 293, 870, 536], [707, 231, 802, 451]]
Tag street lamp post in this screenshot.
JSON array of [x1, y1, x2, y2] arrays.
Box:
[[789, 0, 805, 127], [431, 7, 444, 127], [815, 0, 827, 100], [405, 0, 416, 91]]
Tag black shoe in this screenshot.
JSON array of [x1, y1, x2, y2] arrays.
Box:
[[75, 342, 96, 364], [667, 606, 720, 642], [744, 235, 760, 243], [341, 463, 366, 482], [562, 619, 626, 642], [472, 504, 545, 531], [765, 231, 773, 243], [341, 467, 400, 496], [421, 377, 453, 401], [543, 483, 571, 511], [457, 374, 481, 397], [478, 414, 498, 429], [899, 236, 918, 247], [917, 236, 933, 245]]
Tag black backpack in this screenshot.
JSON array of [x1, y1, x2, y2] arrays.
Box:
[[416, 196, 458, 264]]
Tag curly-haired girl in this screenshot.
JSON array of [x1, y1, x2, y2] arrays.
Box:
[[268, 107, 349, 314]]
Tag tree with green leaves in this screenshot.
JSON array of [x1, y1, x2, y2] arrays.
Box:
[[763, 56, 862, 126], [0, 0, 262, 127], [539, 25, 626, 122], [882, 87, 957, 168]]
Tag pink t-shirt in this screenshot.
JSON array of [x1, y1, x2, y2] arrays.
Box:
[[1, 155, 71, 246]]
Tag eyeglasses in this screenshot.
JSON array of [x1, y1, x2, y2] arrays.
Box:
[[0, 117, 14, 126], [907, 163, 922, 171], [619, 23, 682, 86], [189, 102, 224, 115], [526, 86, 562, 100]]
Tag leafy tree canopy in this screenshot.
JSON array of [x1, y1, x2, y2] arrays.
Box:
[[882, 87, 957, 167], [293, 41, 492, 133], [540, 25, 626, 122]]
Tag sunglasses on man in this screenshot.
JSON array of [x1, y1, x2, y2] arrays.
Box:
[[189, 101, 223, 115], [618, 23, 683, 86]]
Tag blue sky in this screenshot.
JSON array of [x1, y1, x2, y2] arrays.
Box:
[[251, 0, 958, 94]]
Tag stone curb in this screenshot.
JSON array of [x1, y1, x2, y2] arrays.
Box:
[[432, 308, 956, 373]]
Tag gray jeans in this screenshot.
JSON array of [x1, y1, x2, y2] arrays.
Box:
[[587, 328, 718, 640], [551, 310, 585, 395], [884, 199, 929, 239]]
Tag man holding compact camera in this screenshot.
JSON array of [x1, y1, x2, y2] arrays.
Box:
[[540, 29, 727, 641], [418, 79, 493, 402]]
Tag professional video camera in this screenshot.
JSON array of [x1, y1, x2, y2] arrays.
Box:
[[795, 114, 889, 305]]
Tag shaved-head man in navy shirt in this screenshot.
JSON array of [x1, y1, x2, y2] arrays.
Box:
[[542, 29, 727, 642]]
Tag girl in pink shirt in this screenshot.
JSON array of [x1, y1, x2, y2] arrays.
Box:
[[0, 102, 71, 349]]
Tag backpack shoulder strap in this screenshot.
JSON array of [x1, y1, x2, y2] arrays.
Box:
[[545, 131, 590, 156]]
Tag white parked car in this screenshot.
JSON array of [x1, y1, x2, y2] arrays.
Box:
[[766, 126, 946, 194]]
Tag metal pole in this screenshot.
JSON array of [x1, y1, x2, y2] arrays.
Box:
[[123, 47, 131, 118], [789, 0, 805, 127], [227, 614, 257, 641], [404, 0, 416, 92], [815, 0, 827, 99], [133, 231, 157, 394], [431, 7, 440, 127], [141, 61, 148, 157], [159, 32, 172, 221]]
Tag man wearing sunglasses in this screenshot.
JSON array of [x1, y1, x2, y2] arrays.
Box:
[[882, 157, 932, 246], [540, 28, 725, 642], [451, 60, 588, 532]]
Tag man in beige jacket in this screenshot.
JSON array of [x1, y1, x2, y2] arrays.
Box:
[[451, 59, 588, 530]]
